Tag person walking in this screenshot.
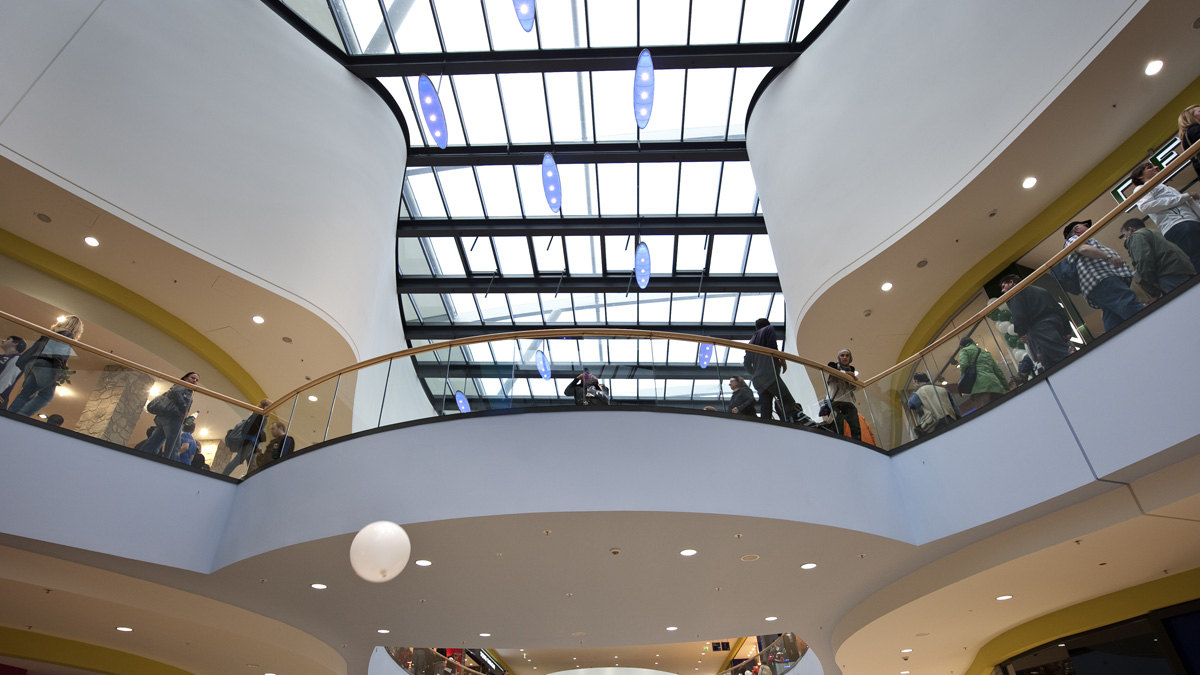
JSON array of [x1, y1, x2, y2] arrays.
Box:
[[9, 315, 83, 418]]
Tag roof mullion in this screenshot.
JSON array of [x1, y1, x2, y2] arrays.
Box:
[[495, 74, 513, 146], [739, 233, 752, 274], [471, 165, 490, 216], [448, 75, 471, 145], [427, 0, 448, 53], [479, 0, 495, 51], [373, 0, 401, 53], [587, 72, 598, 143], [790, 0, 806, 42], [723, 68, 739, 141], [735, 0, 749, 43], [712, 161, 726, 216], [685, 0, 694, 44], [511, 165, 528, 217], [582, 0, 592, 47]]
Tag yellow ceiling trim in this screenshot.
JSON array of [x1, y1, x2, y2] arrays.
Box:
[[0, 626, 192, 675], [898, 74, 1200, 362], [716, 637, 748, 673], [965, 565, 1200, 675], [0, 229, 265, 403]]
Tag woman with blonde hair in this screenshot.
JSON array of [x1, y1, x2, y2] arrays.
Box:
[[1178, 105, 1200, 178], [9, 315, 84, 417]]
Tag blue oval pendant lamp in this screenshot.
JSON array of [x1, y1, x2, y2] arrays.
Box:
[[698, 343, 714, 369], [535, 349, 552, 380], [418, 75, 449, 149], [633, 49, 655, 129], [454, 390, 471, 413], [634, 241, 651, 289], [513, 0, 536, 31], [542, 153, 561, 213]]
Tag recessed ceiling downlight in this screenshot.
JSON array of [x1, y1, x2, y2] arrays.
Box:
[[1022, 177, 1037, 189], [252, 315, 265, 324], [666, 626, 678, 631], [480, 633, 491, 637], [996, 594, 1013, 601], [741, 554, 760, 562], [116, 626, 133, 632], [308, 395, 319, 402], [415, 559, 432, 567], [765, 617, 778, 621], [680, 549, 697, 556], [84, 236, 99, 247], [800, 563, 817, 569], [881, 282, 893, 291], [378, 629, 390, 634], [1145, 59, 1163, 75], [310, 583, 327, 589]]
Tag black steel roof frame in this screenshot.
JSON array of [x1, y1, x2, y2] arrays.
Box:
[[396, 215, 767, 237], [402, 322, 775, 340]]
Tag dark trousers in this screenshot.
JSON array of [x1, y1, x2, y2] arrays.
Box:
[[832, 401, 861, 440], [1165, 220, 1200, 272], [756, 376, 796, 422]]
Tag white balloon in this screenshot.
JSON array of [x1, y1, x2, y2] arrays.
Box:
[[350, 521, 411, 583], [994, 321, 1011, 335], [1012, 348, 1028, 364], [1006, 324, 1017, 336]]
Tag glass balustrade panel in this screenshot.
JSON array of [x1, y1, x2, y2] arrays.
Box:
[[327, 360, 393, 442]]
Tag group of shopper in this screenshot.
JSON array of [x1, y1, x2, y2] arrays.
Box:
[[1, 315, 84, 418]]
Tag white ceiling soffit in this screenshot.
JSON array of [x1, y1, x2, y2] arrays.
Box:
[[0, 0, 409, 361], [745, 0, 1151, 364]]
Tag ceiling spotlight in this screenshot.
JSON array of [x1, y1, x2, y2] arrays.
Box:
[[901, 649, 912, 653], [881, 282, 893, 291], [36, 213, 52, 223], [415, 559, 432, 567], [901, 672, 910, 675], [666, 626, 678, 631], [996, 595, 1013, 601], [765, 617, 778, 621], [252, 315, 265, 324], [84, 236, 99, 247], [1022, 177, 1037, 189], [310, 583, 327, 589], [680, 549, 697, 556], [800, 563, 817, 569], [1145, 59, 1163, 75], [378, 629, 391, 634], [740, 554, 760, 562], [480, 633, 491, 637], [308, 395, 319, 402], [116, 626, 133, 632]]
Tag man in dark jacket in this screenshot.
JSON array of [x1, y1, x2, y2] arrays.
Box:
[[1000, 274, 1073, 372], [727, 376, 757, 417], [746, 318, 796, 422], [1119, 217, 1196, 298]]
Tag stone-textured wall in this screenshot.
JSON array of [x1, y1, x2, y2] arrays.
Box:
[[76, 366, 153, 445]]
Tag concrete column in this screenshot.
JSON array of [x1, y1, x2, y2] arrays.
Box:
[[75, 366, 153, 445]]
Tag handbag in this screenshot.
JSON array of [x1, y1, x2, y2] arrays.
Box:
[[956, 349, 981, 395], [15, 337, 47, 371], [146, 390, 174, 416]]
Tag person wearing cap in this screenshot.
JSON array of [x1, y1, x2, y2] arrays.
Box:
[[0, 335, 28, 407], [907, 372, 958, 437], [1119, 217, 1195, 298], [1131, 160, 1200, 270], [1061, 220, 1143, 331], [1000, 273, 1074, 372]]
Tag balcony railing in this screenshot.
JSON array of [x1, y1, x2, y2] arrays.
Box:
[[2, 132, 1197, 471]]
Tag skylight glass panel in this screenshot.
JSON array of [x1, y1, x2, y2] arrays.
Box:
[[545, 72, 595, 143], [586, 0, 636, 47], [598, 164, 637, 216], [437, 167, 485, 217], [710, 235, 749, 274], [478, 378, 505, 397], [565, 236, 603, 274], [604, 235, 634, 271], [499, 73, 552, 144], [432, 0, 490, 51], [447, 294, 481, 323], [408, 75, 467, 146], [638, 379, 664, 398], [491, 339, 519, 362], [676, 235, 709, 271], [796, 0, 839, 43], [466, 343, 494, 363], [638, 294, 672, 324], [671, 294, 703, 322], [494, 236, 534, 275], [454, 75, 509, 144], [508, 379, 532, 398], [343, 0, 393, 54], [540, 293, 573, 322], [401, 294, 420, 321], [528, 376, 559, 396], [427, 237, 465, 274], [481, 0, 540, 50], [534, 0, 588, 49], [397, 238, 432, 275], [462, 236, 497, 273], [592, 72, 638, 141], [476, 165, 524, 217], [579, 338, 602, 362], [391, 0, 442, 53], [642, 235, 675, 275], [559, 164, 600, 216], [607, 338, 637, 362], [639, 70, 685, 142], [768, 293, 785, 324], [702, 293, 737, 323], [508, 294, 543, 323], [412, 294, 450, 322], [638, 163, 679, 215], [410, 339, 439, 361], [728, 68, 771, 138], [573, 293, 604, 322], [514, 165, 558, 216], [476, 293, 512, 324], [689, 0, 742, 45], [639, 0, 690, 45], [406, 170, 447, 217], [610, 379, 636, 398], [677, 162, 721, 214], [548, 339, 578, 364], [735, 293, 771, 324], [746, 234, 778, 273], [717, 162, 757, 214], [605, 294, 637, 323], [682, 69, 734, 140], [664, 379, 693, 398], [532, 236, 566, 271], [668, 340, 698, 363], [694, 379, 721, 399], [739, 0, 794, 42], [381, 78, 426, 146]]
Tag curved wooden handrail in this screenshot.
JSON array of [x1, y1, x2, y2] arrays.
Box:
[[0, 309, 264, 413], [862, 137, 1200, 386]]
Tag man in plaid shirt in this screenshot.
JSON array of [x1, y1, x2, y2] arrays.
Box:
[[1062, 220, 1143, 331]]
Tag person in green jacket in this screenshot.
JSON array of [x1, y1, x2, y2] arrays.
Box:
[[957, 336, 1009, 407], [1119, 218, 1196, 299]]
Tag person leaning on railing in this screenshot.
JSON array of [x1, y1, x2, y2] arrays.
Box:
[[1118, 218, 1196, 300], [1061, 220, 1143, 331], [1130, 160, 1200, 271], [1000, 273, 1073, 372], [8, 315, 83, 418], [827, 349, 861, 440], [221, 400, 271, 476]]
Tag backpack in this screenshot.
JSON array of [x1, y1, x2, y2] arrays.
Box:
[[1050, 257, 1081, 295], [224, 416, 256, 449]]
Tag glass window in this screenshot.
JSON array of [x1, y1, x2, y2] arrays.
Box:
[[381, 78, 426, 146], [343, 0, 393, 54], [476, 293, 512, 324], [476, 165, 524, 217], [605, 235, 634, 272], [796, 0, 839, 42], [638, 0, 689, 45], [462, 236, 497, 273], [592, 71, 638, 142], [638, 294, 672, 324], [559, 164, 600, 216], [573, 293, 604, 322], [437, 167, 485, 218], [427, 237, 465, 275], [689, 0, 741, 45], [735, 293, 772, 324], [499, 73, 552, 144], [494, 236, 534, 275], [710, 235, 749, 274], [508, 293, 543, 323], [678, 162, 721, 214], [587, 0, 636, 47], [746, 234, 778, 273], [545, 72, 594, 143], [391, 0, 442, 53], [642, 235, 675, 276], [676, 235, 709, 271], [454, 75, 509, 144], [406, 169, 447, 218], [639, 69, 685, 142], [598, 163, 637, 216], [408, 75, 467, 146], [535, 0, 587, 49], [683, 69, 734, 140], [703, 293, 737, 323], [638, 162, 680, 216], [481, 0, 539, 51], [411, 295, 450, 323], [565, 236, 603, 274], [717, 161, 757, 214], [446, 294, 481, 323], [514, 164, 558, 217], [540, 293, 573, 323], [728, 68, 771, 138], [606, 294, 638, 323], [532, 235, 566, 272], [671, 294, 703, 322], [740, 0, 794, 43], [401, 294, 420, 322], [432, 0, 490, 51], [398, 238, 432, 276], [768, 293, 786, 324]]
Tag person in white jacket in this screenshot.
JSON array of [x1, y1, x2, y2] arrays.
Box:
[[1132, 160, 1200, 270]]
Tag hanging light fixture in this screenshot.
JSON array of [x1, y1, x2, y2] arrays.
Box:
[[536, 349, 553, 380], [349, 521, 411, 583], [455, 390, 471, 413], [633, 49, 655, 129], [513, 0, 536, 32], [698, 343, 714, 369], [542, 153, 561, 213], [418, 75, 449, 149], [635, 241, 651, 289]]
